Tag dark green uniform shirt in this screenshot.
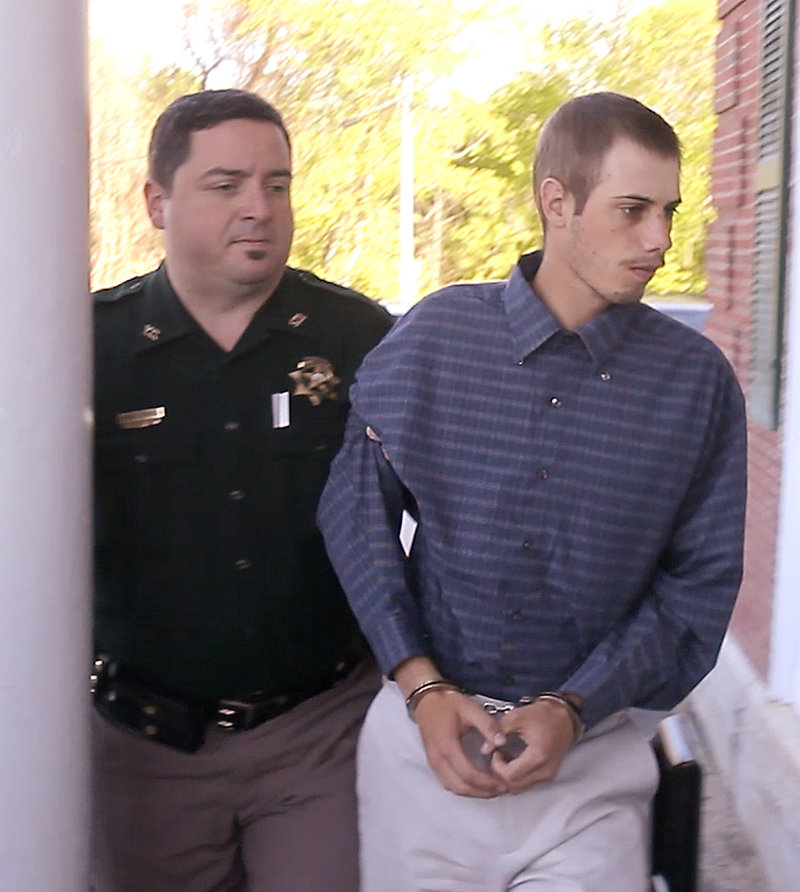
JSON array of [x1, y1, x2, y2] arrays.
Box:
[[94, 264, 393, 701]]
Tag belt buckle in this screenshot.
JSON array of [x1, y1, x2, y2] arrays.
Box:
[[216, 698, 255, 732], [215, 692, 293, 732]]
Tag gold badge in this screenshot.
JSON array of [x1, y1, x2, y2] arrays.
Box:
[[289, 357, 341, 405], [116, 407, 166, 429], [288, 313, 308, 328], [142, 324, 161, 341]]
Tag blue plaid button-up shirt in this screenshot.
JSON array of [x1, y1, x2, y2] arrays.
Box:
[[319, 252, 747, 728]]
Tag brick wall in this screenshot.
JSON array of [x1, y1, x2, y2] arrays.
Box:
[[709, 0, 777, 678]]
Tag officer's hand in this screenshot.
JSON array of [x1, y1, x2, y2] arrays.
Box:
[[413, 689, 509, 798], [488, 699, 575, 793]]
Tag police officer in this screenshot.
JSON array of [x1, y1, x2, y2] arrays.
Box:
[[91, 90, 393, 892]]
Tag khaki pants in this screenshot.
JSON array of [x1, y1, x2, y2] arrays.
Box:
[[358, 681, 659, 892], [91, 660, 379, 892]]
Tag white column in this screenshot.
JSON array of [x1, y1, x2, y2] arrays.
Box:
[[0, 1, 91, 890], [770, 47, 800, 709]]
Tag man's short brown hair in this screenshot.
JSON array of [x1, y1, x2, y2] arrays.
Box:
[[533, 92, 680, 218], [148, 89, 290, 194]]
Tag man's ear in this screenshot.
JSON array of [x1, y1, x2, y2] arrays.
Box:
[[539, 177, 571, 230], [144, 179, 167, 230]]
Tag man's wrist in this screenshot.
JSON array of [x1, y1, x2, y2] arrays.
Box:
[[392, 655, 442, 698], [554, 690, 584, 715], [405, 679, 465, 719], [521, 691, 586, 744]]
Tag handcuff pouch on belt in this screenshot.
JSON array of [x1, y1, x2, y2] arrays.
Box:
[[92, 655, 208, 753]]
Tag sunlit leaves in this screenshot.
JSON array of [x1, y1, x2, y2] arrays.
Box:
[[90, 0, 717, 300]]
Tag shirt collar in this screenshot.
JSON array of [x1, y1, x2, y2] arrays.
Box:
[[133, 264, 320, 354], [504, 252, 561, 363], [246, 269, 321, 344], [504, 251, 641, 368], [133, 264, 196, 352]]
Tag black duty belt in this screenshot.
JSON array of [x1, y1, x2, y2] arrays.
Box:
[[91, 654, 363, 754]]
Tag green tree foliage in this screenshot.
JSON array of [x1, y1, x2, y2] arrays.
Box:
[[89, 0, 717, 300], [90, 37, 200, 288], [234, 0, 500, 300]]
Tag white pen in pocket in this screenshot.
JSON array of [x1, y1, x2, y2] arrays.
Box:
[[271, 392, 290, 429]]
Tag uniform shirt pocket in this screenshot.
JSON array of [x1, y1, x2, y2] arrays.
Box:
[[95, 428, 201, 552]]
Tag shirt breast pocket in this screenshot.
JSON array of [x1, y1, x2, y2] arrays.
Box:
[[264, 398, 347, 529], [95, 429, 201, 551]]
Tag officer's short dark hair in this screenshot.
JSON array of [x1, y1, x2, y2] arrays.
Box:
[[533, 92, 680, 218], [148, 89, 291, 193]]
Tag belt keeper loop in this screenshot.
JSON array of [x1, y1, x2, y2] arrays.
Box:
[[405, 679, 464, 720]]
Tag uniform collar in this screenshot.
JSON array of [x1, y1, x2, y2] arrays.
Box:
[[243, 268, 322, 346], [133, 264, 321, 355], [504, 251, 641, 368], [132, 264, 196, 353]]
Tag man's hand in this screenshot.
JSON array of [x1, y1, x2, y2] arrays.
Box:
[[394, 658, 579, 797], [488, 699, 576, 793], [413, 687, 509, 798], [394, 656, 507, 798]]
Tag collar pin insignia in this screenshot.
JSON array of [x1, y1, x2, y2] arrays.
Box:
[[288, 313, 308, 328], [142, 324, 161, 342]]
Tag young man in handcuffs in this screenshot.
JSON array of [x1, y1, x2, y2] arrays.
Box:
[[319, 92, 746, 891]]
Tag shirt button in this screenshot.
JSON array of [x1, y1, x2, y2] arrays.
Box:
[[600, 372, 612, 381], [537, 468, 549, 480], [511, 610, 523, 621], [133, 454, 149, 464], [522, 539, 532, 550], [224, 421, 241, 431], [550, 397, 561, 408], [235, 558, 251, 570], [229, 489, 245, 501]]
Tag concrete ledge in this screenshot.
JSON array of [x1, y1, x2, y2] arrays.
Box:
[[688, 636, 800, 892]]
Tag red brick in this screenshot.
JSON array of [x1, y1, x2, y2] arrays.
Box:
[[709, 0, 776, 678]]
